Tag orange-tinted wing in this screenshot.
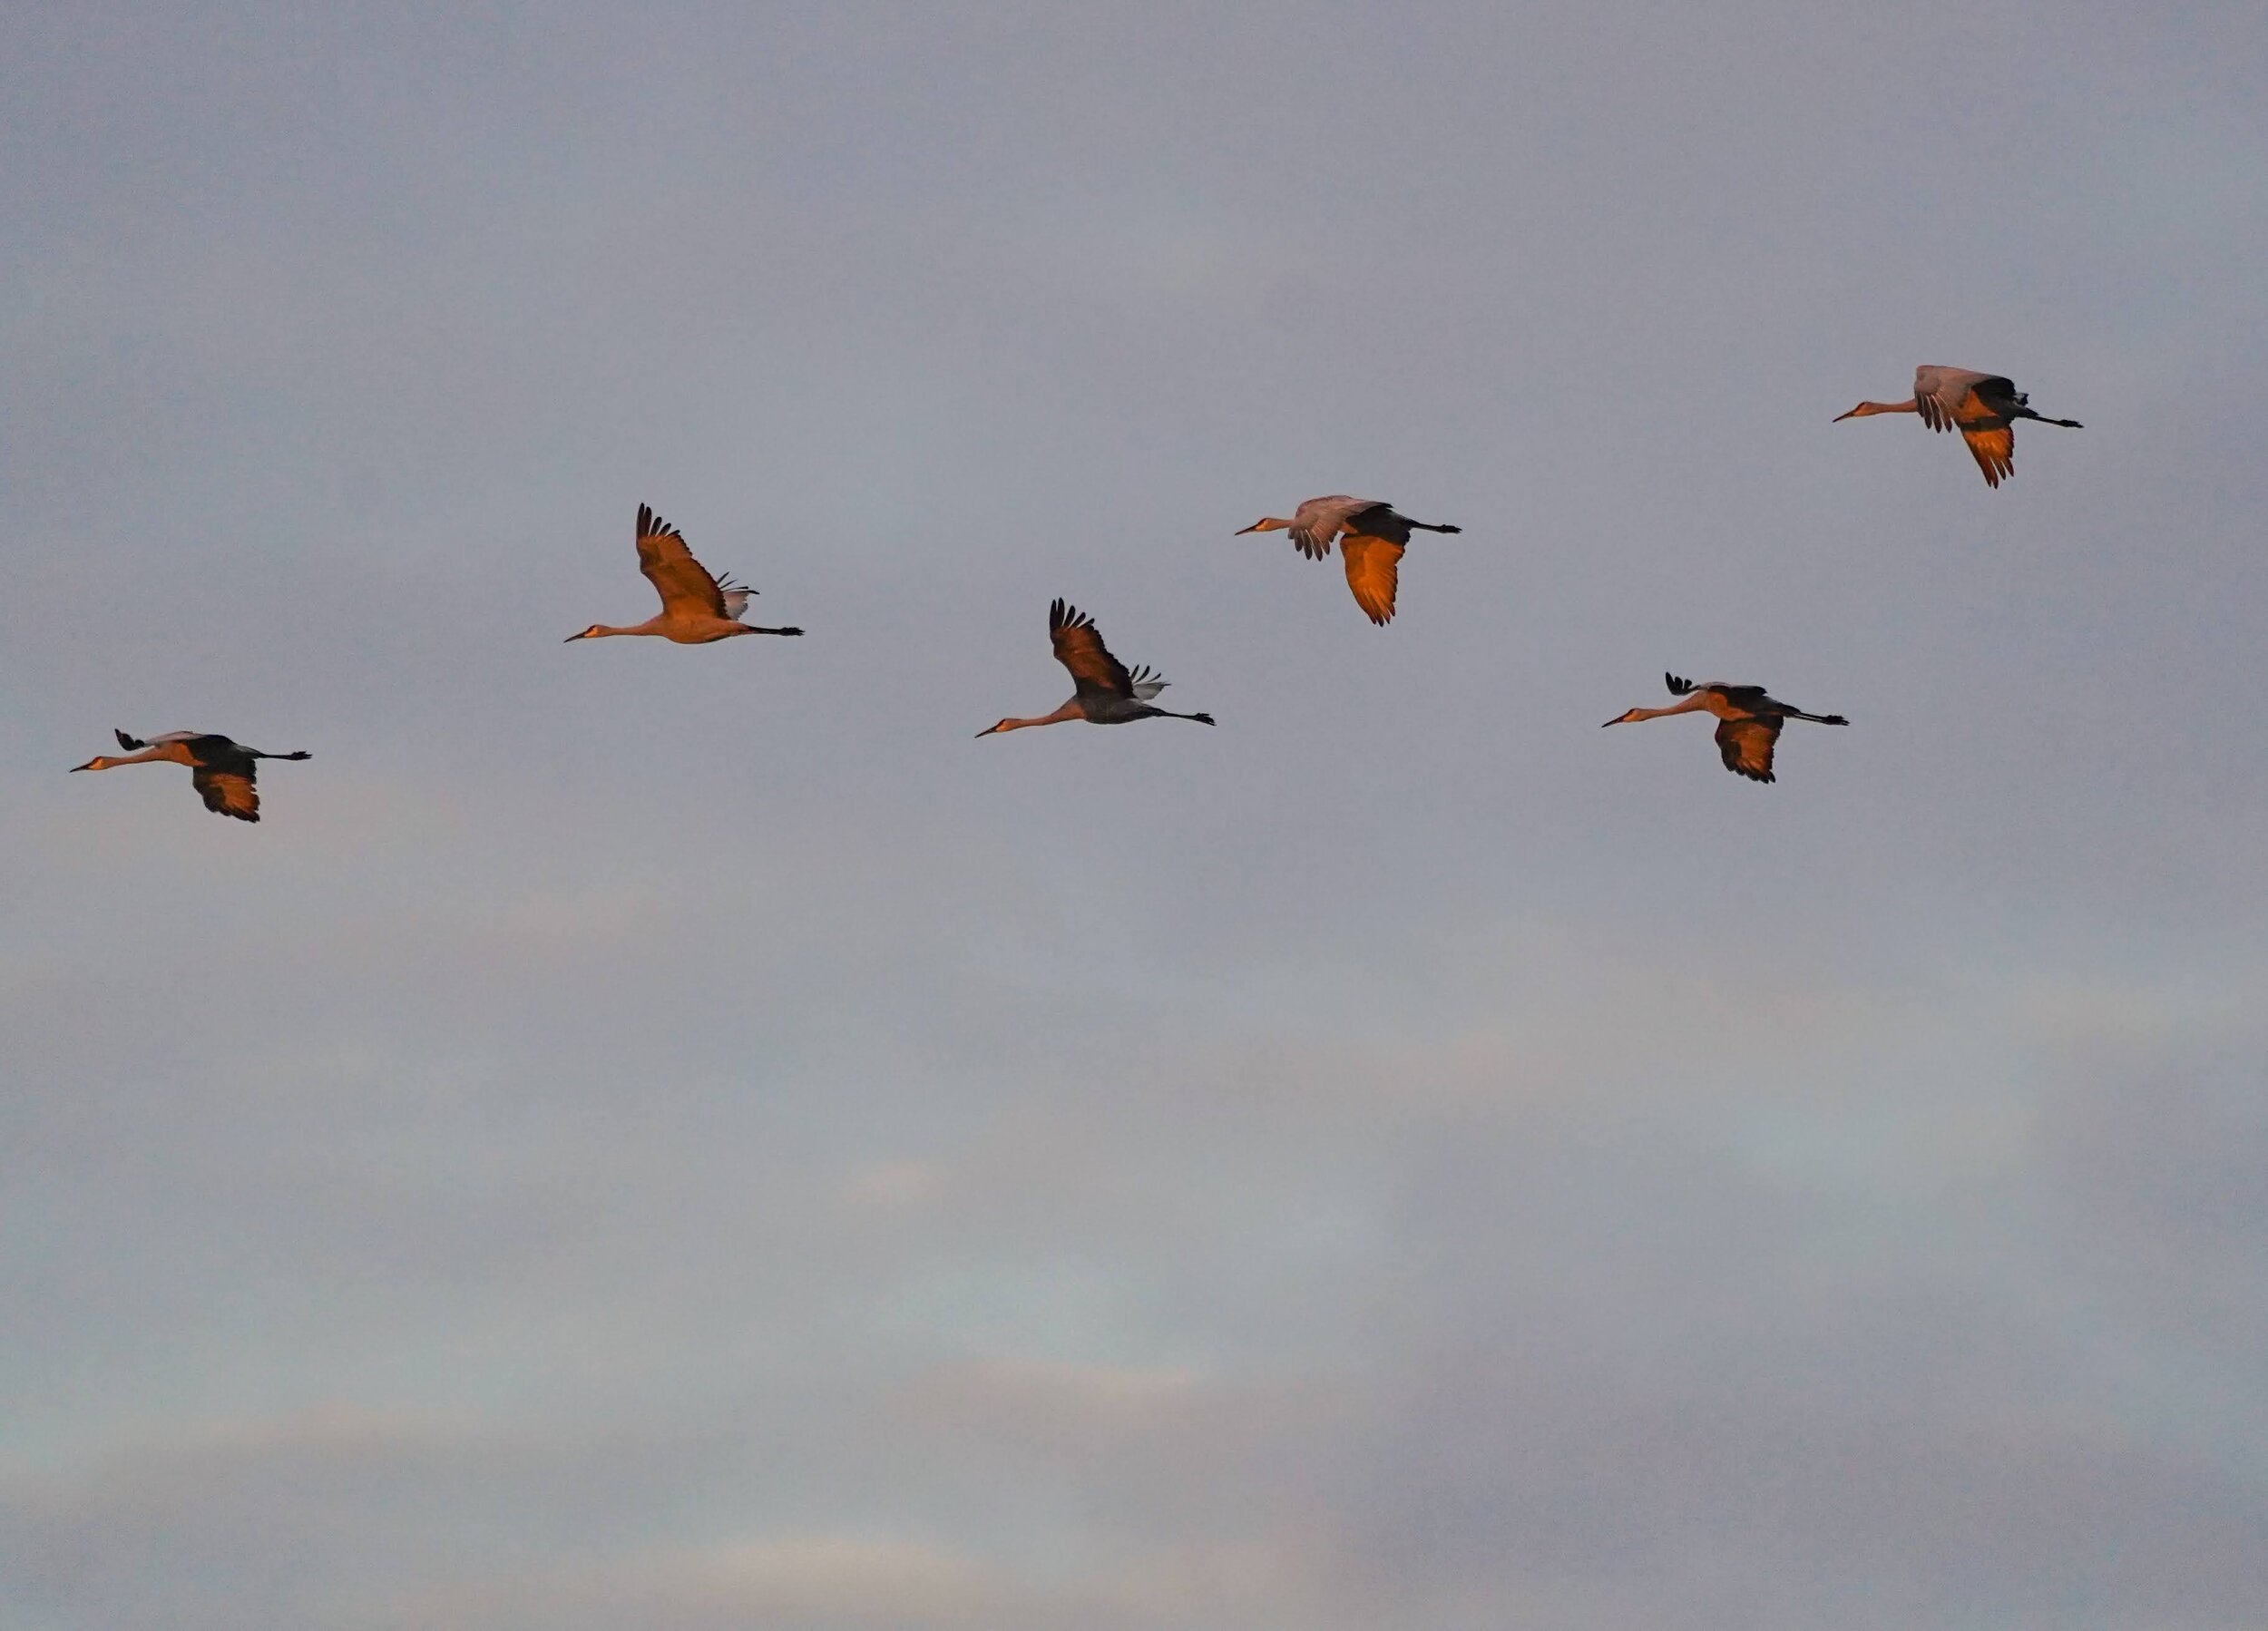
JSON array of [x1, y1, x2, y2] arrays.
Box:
[[634, 503, 729, 618], [1340, 533, 1404, 625], [1714, 716, 1782, 783], [1915, 376, 2018, 487], [1048, 599, 1135, 698], [1959, 420, 2015, 487], [191, 764, 260, 821]]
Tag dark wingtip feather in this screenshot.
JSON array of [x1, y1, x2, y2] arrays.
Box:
[[114, 728, 144, 750]]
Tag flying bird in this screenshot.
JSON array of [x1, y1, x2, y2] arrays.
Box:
[[70, 730, 310, 822], [1236, 495, 1462, 625], [1834, 366, 2081, 487], [1603, 674, 1847, 784], [978, 599, 1217, 736], [567, 503, 804, 642]]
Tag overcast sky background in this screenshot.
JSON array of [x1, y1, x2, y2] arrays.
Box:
[[3, 3, 2265, 1626]]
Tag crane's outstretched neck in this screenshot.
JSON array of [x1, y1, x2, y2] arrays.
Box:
[[1603, 694, 1713, 727], [978, 699, 1084, 737], [1833, 398, 1918, 421], [70, 745, 174, 771]]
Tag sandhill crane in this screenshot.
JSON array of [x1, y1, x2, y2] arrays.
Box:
[[1236, 496, 1462, 625], [566, 503, 804, 643], [1834, 366, 2081, 487], [70, 730, 310, 822], [978, 599, 1217, 736], [1603, 674, 1846, 784]]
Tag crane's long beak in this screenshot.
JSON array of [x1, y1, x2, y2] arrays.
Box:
[[975, 725, 1000, 737], [1601, 717, 1627, 728], [1831, 406, 1861, 422], [69, 758, 98, 771], [1234, 523, 1262, 534], [562, 631, 587, 641]]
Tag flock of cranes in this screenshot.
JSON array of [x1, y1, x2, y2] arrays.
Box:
[[72, 365, 2077, 819]]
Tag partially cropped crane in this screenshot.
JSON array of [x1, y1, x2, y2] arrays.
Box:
[[1834, 366, 2081, 488], [1236, 496, 1462, 625], [978, 599, 1216, 736], [70, 730, 310, 822], [1603, 674, 1846, 784], [567, 504, 804, 643]]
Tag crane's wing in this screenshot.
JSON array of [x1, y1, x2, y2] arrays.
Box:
[[1912, 366, 2002, 431], [1913, 367, 2019, 486], [1340, 532, 1403, 625], [191, 760, 261, 821], [1957, 422, 2016, 487], [1665, 674, 1760, 704], [1049, 599, 1137, 698], [1289, 495, 1370, 560], [1714, 716, 1782, 783], [635, 503, 732, 619], [714, 574, 756, 620], [1124, 664, 1168, 701]]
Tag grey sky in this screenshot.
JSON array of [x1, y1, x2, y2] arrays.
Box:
[[4, 2, 2265, 1627]]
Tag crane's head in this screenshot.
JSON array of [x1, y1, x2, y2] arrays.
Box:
[[1235, 516, 1292, 535], [975, 718, 1020, 737], [1601, 708, 1644, 728], [69, 756, 112, 771], [564, 624, 607, 641], [1833, 400, 1895, 422]]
